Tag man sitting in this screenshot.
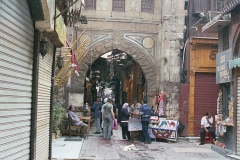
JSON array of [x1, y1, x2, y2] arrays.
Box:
[[199, 112, 216, 145], [68, 105, 88, 139]]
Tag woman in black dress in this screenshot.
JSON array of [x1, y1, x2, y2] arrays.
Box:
[[120, 103, 131, 140]]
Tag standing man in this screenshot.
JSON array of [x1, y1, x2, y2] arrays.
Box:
[[139, 99, 152, 144], [91, 96, 102, 134], [68, 105, 88, 139], [102, 98, 115, 140], [130, 98, 141, 118], [199, 112, 216, 145]]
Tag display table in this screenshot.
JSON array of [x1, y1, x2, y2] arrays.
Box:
[[148, 117, 179, 141]]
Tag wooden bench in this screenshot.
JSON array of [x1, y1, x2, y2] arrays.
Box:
[[68, 114, 84, 138]]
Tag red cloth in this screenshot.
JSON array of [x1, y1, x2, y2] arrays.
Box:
[[66, 40, 79, 72]]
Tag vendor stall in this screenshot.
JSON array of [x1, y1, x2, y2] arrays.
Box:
[[148, 116, 179, 141]]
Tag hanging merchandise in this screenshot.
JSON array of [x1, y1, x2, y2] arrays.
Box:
[[158, 91, 166, 116]]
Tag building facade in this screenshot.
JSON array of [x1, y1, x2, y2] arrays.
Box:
[[56, 0, 187, 121], [203, 0, 240, 155]]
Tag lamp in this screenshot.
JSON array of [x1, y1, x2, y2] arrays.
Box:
[[40, 35, 48, 58], [78, 15, 88, 24], [57, 55, 63, 69]]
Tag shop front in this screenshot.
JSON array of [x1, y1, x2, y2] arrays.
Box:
[[187, 37, 219, 137], [215, 48, 234, 150], [229, 58, 240, 155], [0, 1, 35, 159]]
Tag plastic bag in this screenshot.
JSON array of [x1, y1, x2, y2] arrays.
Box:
[[112, 119, 118, 130]]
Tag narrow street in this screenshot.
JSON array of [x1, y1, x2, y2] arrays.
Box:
[[2, 1, 240, 159], [53, 126, 229, 160]]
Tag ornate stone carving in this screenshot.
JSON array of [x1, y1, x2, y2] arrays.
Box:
[[76, 31, 158, 97], [100, 0, 108, 11], [130, 0, 137, 11], [124, 33, 155, 58]]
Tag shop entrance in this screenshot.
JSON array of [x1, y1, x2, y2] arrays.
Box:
[[85, 49, 146, 106]]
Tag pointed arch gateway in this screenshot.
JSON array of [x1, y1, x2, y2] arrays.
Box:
[[77, 32, 158, 101]]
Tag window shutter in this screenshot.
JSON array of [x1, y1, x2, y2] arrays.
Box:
[[112, 0, 125, 12], [141, 0, 154, 13], [85, 0, 96, 10]]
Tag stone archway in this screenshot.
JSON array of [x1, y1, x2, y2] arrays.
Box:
[[77, 31, 158, 103]]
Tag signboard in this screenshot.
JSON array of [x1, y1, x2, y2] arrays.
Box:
[[128, 118, 142, 131], [216, 49, 232, 84], [55, 8, 66, 46]]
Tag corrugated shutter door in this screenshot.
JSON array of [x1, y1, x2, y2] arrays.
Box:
[[237, 77, 240, 155], [194, 73, 218, 136], [36, 43, 54, 159], [0, 0, 34, 159]]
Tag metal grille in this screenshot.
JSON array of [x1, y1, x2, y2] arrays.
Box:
[[141, 0, 154, 13], [84, 0, 96, 10], [223, 26, 229, 51], [193, 0, 210, 14], [213, 0, 224, 11], [237, 77, 240, 155], [112, 0, 125, 12], [0, 0, 34, 159]]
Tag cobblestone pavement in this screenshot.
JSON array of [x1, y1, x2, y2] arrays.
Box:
[[79, 126, 229, 160]]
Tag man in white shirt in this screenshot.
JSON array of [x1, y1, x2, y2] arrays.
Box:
[[199, 112, 216, 145], [130, 98, 142, 119]]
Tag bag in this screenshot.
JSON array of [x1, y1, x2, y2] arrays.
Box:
[[178, 121, 185, 132], [112, 119, 118, 130]]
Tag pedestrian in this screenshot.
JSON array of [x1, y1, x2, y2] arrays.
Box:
[[91, 96, 102, 134], [120, 103, 131, 140], [68, 105, 88, 139], [199, 112, 216, 145], [130, 98, 141, 119], [102, 98, 115, 140], [139, 99, 152, 144]]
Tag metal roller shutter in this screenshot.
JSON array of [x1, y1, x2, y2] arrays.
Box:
[[0, 0, 34, 159], [194, 73, 218, 136], [36, 41, 54, 159], [237, 77, 240, 155]]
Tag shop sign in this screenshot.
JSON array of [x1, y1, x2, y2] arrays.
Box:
[[228, 58, 240, 69], [216, 49, 232, 84], [55, 9, 66, 45]]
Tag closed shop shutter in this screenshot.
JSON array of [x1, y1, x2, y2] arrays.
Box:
[[35, 41, 54, 159], [194, 73, 218, 136], [237, 77, 240, 155], [0, 1, 34, 159]]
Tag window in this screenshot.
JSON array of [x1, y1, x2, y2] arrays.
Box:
[[222, 26, 229, 51], [213, 0, 224, 11], [84, 0, 96, 10], [112, 0, 125, 12], [141, 0, 154, 13]]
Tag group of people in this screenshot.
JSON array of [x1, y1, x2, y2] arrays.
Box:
[[68, 98, 217, 145], [68, 96, 153, 143], [120, 98, 152, 144]]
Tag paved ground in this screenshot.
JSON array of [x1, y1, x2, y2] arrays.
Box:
[[78, 126, 229, 160], [52, 136, 83, 159]]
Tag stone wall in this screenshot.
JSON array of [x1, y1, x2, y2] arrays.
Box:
[[57, 0, 186, 119]]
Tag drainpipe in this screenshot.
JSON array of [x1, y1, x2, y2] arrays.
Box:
[[30, 30, 40, 160], [49, 46, 56, 160]]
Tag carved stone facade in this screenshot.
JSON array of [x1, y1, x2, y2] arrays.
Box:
[[62, 0, 186, 118]]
